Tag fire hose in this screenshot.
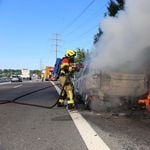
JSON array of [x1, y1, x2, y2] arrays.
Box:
[[0, 75, 72, 109]]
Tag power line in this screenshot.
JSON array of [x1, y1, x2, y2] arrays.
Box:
[[63, 4, 106, 37], [61, 1, 108, 50], [63, 23, 99, 50], [71, 24, 99, 46], [62, 0, 96, 32], [78, 24, 99, 38]]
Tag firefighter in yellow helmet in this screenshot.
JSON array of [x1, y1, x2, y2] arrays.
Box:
[[57, 49, 76, 109]]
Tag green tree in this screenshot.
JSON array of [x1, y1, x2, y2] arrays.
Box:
[[93, 28, 103, 44], [75, 48, 87, 64], [30, 70, 41, 77], [107, 0, 125, 17], [93, 0, 125, 44]]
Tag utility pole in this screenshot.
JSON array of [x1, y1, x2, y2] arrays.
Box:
[[52, 33, 61, 59], [40, 59, 44, 70]]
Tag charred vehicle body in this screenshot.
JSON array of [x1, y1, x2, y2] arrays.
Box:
[[74, 64, 149, 112]]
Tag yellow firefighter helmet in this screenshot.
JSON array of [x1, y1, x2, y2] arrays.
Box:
[[65, 49, 76, 57]]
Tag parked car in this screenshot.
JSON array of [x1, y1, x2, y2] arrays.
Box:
[[11, 75, 22, 82], [74, 63, 149, 112]]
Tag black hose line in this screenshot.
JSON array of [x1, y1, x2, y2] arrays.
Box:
[[0, 100, 11, 105], [0, 76, 71, 109], [0, 84, 57, 105], [11, 81, 67, 109]]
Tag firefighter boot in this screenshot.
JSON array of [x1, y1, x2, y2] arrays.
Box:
[[67, 90, 75, 109], [57, 99, 64, 107]]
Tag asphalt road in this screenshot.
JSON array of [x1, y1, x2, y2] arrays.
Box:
[[0, 81, 150, 150], [80, 111, 150, 150], [0, 81, 87, 150]]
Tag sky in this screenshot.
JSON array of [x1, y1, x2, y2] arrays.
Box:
[[0, 0, 108, 70]]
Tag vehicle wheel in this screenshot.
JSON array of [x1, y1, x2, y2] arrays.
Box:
[[74, 93, 84, 109], [75, 93, 84, 104], [84, 95, 91, 110], [84, 96, 108, 112]]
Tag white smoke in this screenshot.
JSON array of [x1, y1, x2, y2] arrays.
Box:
[[90, 0, 150, 73]]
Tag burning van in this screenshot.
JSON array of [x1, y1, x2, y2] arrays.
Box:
[[74, 63, 149, 112]]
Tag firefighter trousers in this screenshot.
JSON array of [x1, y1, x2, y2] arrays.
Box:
[[58, 76, 74, 105]]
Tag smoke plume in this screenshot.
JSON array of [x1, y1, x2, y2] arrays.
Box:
[[90, 0, 150, 73]]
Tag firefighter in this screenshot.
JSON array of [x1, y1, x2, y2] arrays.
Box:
[[57, 49, 76, 109], [41, 73, 44, 82]]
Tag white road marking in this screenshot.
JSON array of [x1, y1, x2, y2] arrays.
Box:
[[13, 84, 22, 88], [51, 81, 111, 150], [0, 82, 11, 85], [51, 81, 61, 94]]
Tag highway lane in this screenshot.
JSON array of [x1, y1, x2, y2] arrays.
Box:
[[0, 81, 88, 150], [0, 81, 57, 101]]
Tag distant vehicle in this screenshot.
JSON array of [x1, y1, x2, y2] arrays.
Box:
[[21, 69, 31, 80], [45, 66, 54, 81], [11, 75, 22, 82], [31, 74, 38, 80], [74, 63, 149, 112]]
